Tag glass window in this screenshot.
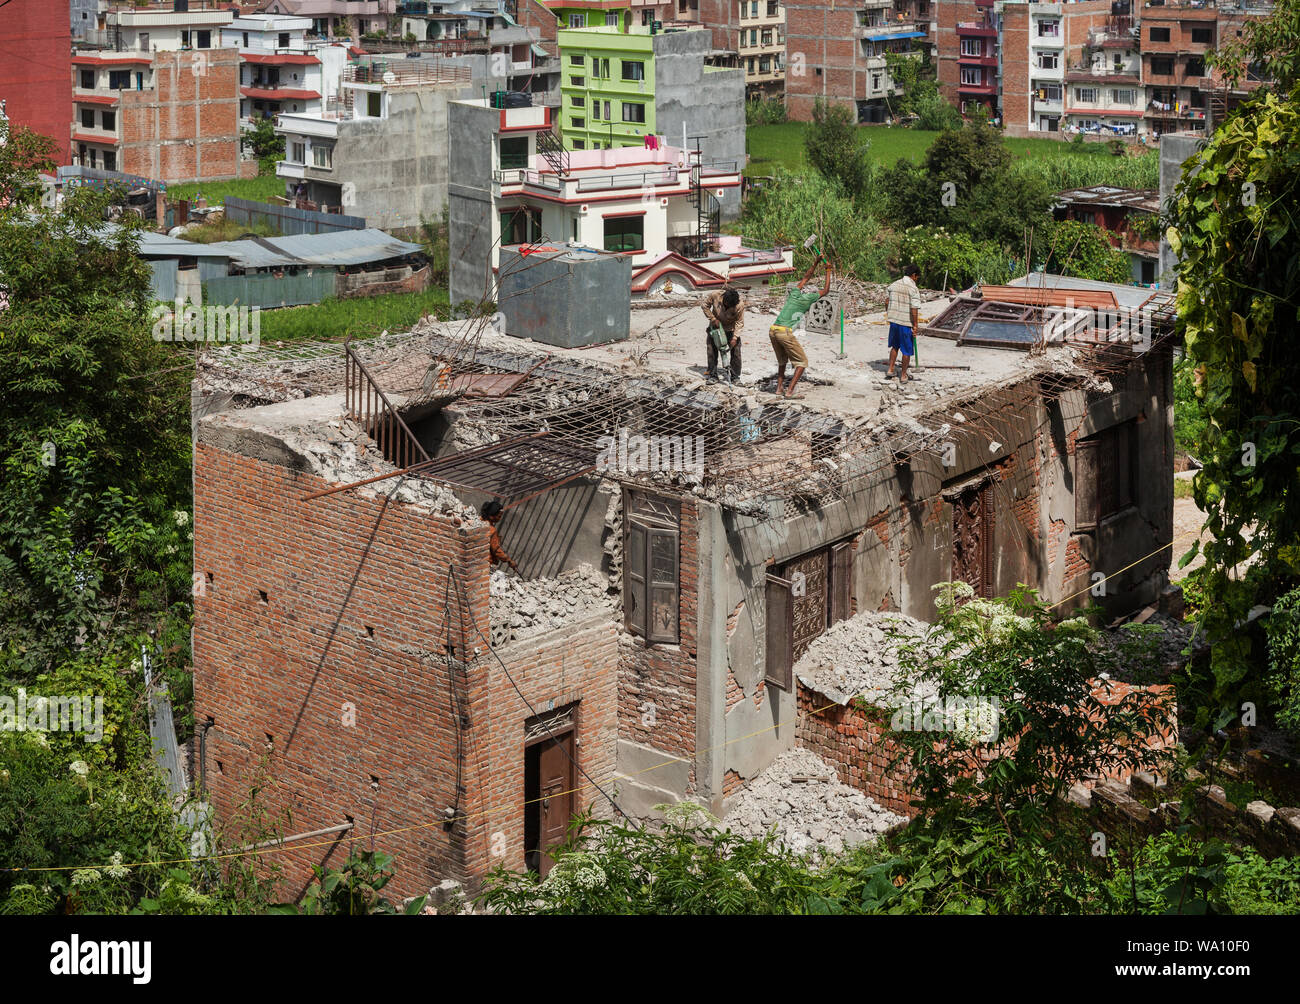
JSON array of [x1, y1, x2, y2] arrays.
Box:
[[604, 214, 644, 252], [621, 60, 644, 81], [621, 101, 645, 123]]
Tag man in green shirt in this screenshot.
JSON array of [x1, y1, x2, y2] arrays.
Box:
[[769, 257, 831, 398]]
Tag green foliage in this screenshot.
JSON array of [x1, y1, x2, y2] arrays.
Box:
[[1167, 86, 1300, 728], [880, 121, 1056, 251], [883, 53, 960, 132], [164, 175, 286, 207], [1007, 148, 1159, 191], [1265, 587, 1300, 740], [897, 225, 1010, 288], [803, 98, 875, 202], [738, 169, 892, 282], [271, 850, 426, 915], [1036, 219, 1132, 284], [255, 287, 452, 343], [1174, 354, 1209, 458], [1209, 0, 1300, 95], [241, 116, 285, 176], [418, 204, 451, 290], [745, 96, 788, 126]]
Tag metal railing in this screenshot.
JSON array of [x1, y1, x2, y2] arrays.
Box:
[[576, 167, 679, 192], [493, 168, 563, 190], [344, 341, 429, 471]]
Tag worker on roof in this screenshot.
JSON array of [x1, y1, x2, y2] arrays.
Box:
[[885, 263, 922, 386], [481, 500, 519, 573], [769, 255, 831, 399], [701, 286, 745, 383]]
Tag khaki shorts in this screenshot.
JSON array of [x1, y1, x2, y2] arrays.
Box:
[[769, 325, 808, 368]]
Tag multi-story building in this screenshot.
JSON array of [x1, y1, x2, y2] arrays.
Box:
[[70, 48, 251, 182], [782, 0, 928, 122], [734, 0, 786, 98], [556, 22, 746, 216], [1061, 11, 1143, 135], [0, 1, 73, 157], [72, 0, 100, 42], [221, 15, 352, 121], [82, 1, 236, 53], [447, 97, 791, 307], [275, 56, 474, 228], [259, 0, 396, 39], [1140, 2, 1216, 136], [949, 3, 1000, 118]]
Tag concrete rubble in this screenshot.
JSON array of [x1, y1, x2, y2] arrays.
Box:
[[723, 748, 904, 859], [489, 563, 615, 647], [795, 610, 941, 707]]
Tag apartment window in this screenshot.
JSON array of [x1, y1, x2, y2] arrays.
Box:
[[102, 110, 115, 131], [568, 13, 584, 27], [108, 70, 131, 90], [499, 136, 529, 169], [243, 32, 250, 47], [1111, 88, 1135, 105], [739, 0, 747, 17], [312, 143, 333, 168], [603, 100, 611, 119], [960, 67, 982, 86], [291, 141, 306, 163], [747, 56, 755, 74], [571, 75, 585, 86], [79, 70, 95, 90], [103, 151, 116, 172], [367, 91, 382, 117], [751, 1, 758, 15], [572, 116, 585, 128], [81, 108, 95, 129], [622, 101, 646, 123], [961, 38, 982, 57], [1149, 26, 1170, 42], [606, 12, 619, 25], [181, 30, 190, 47], [1044, 83, 1062, 101], [1075, 87, 1098, 103], [1151, 57, 1174, 75], [767, 0, 778, 14], [591, 101, 600, 119], [500, 206, 542, 245], [278, 32, 290, 48], [573, 139, 586, 149], [622, 60, 645, 81], [593, 57, 610, 78], [1191, 27, 1212, 44], [623, 491, 679, 644], [570, 53, 584, 65], [572, 94, 585, 108], [872, 73, 881, 89], [1186, 57, 1205, 77], [196, 30, 211, 49], [751, 28, 759, 45], [1037, 19, 1059, 37], [1075, 421, 1137, 530], [760, 55, 771, 73], [642, 10, 654, 25], [88, 148, 97, 169], [1036, 50, 1058, 70], [761, 28, 772, 45]]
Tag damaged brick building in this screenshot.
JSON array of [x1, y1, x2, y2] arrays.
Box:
[[191, 272, 1177, 897]]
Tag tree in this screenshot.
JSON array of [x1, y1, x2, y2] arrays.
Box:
[[241, 116, 285, 176], [885, 52, 960, 131], [803, 98, 874, 202], [1036, 219, 1132, 284], [1167, 84, 1300, 728]]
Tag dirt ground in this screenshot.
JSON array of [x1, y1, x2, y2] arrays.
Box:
[[1170, 492, 1209, 582]]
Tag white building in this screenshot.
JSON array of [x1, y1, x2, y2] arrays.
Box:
[[221, 15, 351, 121], [98, 3, 235, 53]]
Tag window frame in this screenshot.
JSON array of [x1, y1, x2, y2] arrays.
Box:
[[623, 490, 681, 646]]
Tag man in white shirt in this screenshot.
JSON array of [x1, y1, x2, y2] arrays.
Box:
[[885, 264, 922, 385]]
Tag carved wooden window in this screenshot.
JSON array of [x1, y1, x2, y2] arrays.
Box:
[[765, 538, 854, 690], [624, 490, 680, 645], [1076, 421, 1136, 531]]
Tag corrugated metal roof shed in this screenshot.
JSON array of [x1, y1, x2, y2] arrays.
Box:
[[208, 239, 299, 270], [259, 228, 422, 267]]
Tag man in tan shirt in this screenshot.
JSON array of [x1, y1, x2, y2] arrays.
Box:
[[701, 287, 745, 382]]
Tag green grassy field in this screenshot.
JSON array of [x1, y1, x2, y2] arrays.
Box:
[[165, 174, 286, 206], [257, 287, 451, 344], [745, 123, 1141, 177]]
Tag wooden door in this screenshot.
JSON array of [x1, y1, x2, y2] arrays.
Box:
[[787, 548, 829, 664], [536, 731, 574, 878]]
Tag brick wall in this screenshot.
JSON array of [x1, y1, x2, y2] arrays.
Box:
[[619, 500, 700, 790], [0, 3, 72, 159], [120, 50, 244, 183], [1001, 4, 1030, 133], [783, 0, 860, 121]]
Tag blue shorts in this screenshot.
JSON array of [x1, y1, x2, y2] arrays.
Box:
[[888, 322, 915, 357]]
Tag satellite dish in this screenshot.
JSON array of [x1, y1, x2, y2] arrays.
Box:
[[382, 71, 397, 84]]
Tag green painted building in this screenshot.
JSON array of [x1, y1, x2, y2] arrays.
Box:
[[557, 22, 658, 151]]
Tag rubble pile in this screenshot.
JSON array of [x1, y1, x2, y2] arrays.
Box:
[[489, 564, 615, 647], [724, 749, 904, 858], [794, 611, 938, 706]]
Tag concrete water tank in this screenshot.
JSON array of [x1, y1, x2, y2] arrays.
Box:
[[496, 245, 632, 348]]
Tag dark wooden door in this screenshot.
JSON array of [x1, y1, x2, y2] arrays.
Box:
[[787, 548, 829, 663], [536, 731, 574, 878], [952, 483, 995, 599]]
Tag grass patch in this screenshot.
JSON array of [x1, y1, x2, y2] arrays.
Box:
[[257, 287, 452, 344], [745, 123, 1158, 188], [1174, 477, 1196, 499], [166, 175, 286, 206], [179, 217, 281, 244]]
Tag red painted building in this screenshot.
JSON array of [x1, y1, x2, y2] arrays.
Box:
[[0, 1, 73, 158]]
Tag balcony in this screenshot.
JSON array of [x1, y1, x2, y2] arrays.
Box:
[[957, 19, 997, 37], [958, 50, 999, 67], [958, 81, 998, 95], [1065, 65, 1141, 85], [856, 20, 924, 39]]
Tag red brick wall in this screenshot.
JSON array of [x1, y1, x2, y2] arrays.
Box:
[[619, 500, 700, 789], [120, 50, 243, 183], [935, 1, 982, 109], [1001, 4, 1030, 133], [462, 617, 619, 879], [0, 3, 73, 159], [783, 0, 860, 121]]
